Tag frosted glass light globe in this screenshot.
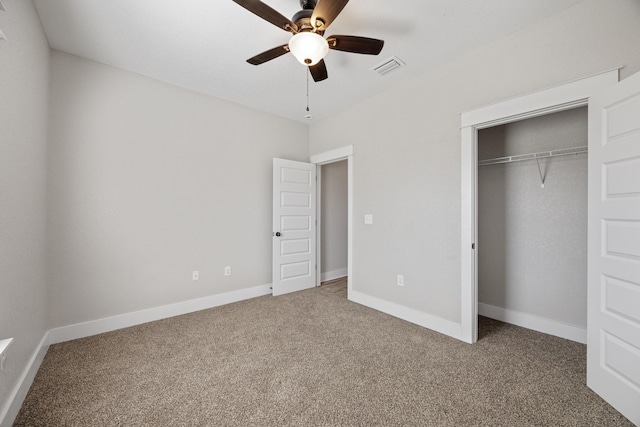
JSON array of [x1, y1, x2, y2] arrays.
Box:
[[288, 32, 329, 66]]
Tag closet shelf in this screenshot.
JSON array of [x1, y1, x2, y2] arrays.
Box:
[[478, 145, 587, 167]]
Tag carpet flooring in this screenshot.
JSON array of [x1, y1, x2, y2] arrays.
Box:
[[15, 286, 631, 426]]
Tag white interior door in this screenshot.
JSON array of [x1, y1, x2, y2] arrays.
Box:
[[587, 70, 640, 425], [272, 158, 316, 296]]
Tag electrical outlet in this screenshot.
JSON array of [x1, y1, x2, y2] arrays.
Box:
[[192, 270, 199, 281], [397, 274, 404, 287], [364, 214, 373, 225], [224, 266, 231, 277]]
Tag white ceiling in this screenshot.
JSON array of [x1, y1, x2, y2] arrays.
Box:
[[33, 0, 583, 124]]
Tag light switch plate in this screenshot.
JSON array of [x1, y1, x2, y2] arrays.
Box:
[[364, 214, 373, 225]]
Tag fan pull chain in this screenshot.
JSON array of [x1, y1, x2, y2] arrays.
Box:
[[305, 69, 312, 120]]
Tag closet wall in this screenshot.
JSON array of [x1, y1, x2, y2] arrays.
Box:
[[321, 160, 348, 282], [477, 107, 588, 329]]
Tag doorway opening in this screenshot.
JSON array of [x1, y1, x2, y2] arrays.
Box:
[[476, 107, 588, 342], [311, 145, 353, 299], [459, 69, 619, 344], [318, 159, 348, 298]]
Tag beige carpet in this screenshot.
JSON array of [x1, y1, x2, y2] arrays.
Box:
[[15, 286, 631, 426]]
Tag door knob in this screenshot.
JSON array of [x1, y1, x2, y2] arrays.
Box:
[[275, 232, 281, 237]]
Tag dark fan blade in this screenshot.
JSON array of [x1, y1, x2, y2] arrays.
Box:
[[309, 60, 328, 82], [247, 44, 290, 65], [310, 0, 349, 31], [327, 35, 384, 55], [232, 0, 297, 32]]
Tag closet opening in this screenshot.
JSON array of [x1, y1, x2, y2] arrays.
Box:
[[460, 69, 619, 344], [476, 107, 588, 342]]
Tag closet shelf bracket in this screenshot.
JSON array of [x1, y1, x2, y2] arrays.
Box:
[[535, 158, 545, 188]]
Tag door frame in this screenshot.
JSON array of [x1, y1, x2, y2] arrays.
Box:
[[459, 69, 620, 344], [310, 145, 353, 296]]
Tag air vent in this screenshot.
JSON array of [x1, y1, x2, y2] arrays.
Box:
[[372, 56, 405, 76]]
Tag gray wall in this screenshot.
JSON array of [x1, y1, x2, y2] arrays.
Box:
[[46, 51, 309, 328], [3, 1, 640, 417], [321, 160, 348, 280], [308, 0, 640, 324], [0, 0, 50, 418], [477, 108, 588, 327]]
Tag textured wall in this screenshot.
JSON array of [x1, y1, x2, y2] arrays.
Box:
[[321, 160, 348, 279], [46, 51, 309, 327], [477, 107, 588, 327], [309, 0, 640, 324], [0, 0, 50, 421]]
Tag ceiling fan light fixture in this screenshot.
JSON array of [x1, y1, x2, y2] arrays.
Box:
[[288, 32, 328, 66]]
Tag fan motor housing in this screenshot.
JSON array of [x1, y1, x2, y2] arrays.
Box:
[[292, 9, 319, 33], [299, 0, 317, 9]]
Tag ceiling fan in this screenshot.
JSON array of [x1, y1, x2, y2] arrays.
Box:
[[232, 0, 384, 82]]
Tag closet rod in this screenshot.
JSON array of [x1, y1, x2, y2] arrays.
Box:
[[478, 145, 587, 167]]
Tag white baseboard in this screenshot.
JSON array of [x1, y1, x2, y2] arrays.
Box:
[[478, 302, 586, 344], [48, 284, 272, 345], [349, 290, 462, 340], [321, 268, 347, 282], [0, 332, 50, 427], [1, 284, 272, 426]]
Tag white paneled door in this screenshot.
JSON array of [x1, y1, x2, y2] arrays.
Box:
[[272, 158, 316, 296], [587, 70, 640, 426]]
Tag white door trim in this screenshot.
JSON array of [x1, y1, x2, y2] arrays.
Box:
[[459, 69, 620, 344], [311, 145, 353, 295], [311, 145, 353, 165]]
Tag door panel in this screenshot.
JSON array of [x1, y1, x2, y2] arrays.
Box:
[[272, 158, 316, 296], [280, 261, 310, 280], [281, 191, 311, 208], [587, 71, 640, 425], [606, 95, 640, 137], [604, 220, 640, 259], [605, 155, 640, 197], [281, 215, 311, 231], [603, 275, 640, 324], [281, 239, 311, 256]]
